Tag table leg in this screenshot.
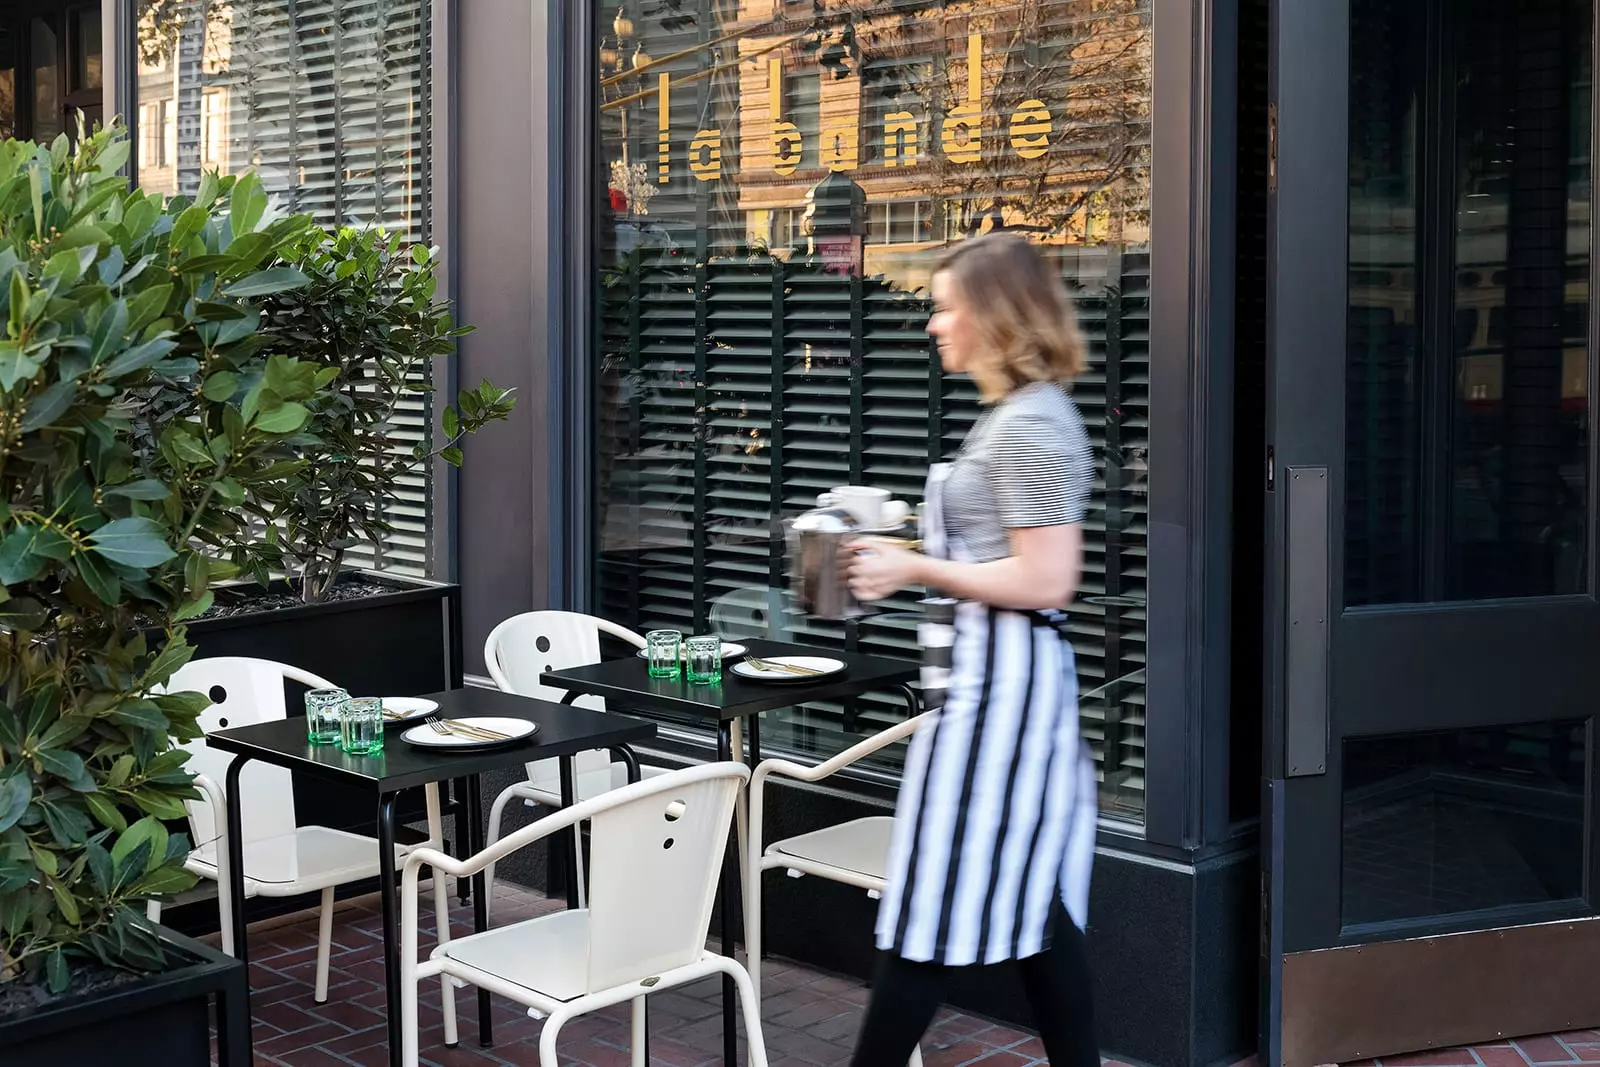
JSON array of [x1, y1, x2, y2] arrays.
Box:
[[609, 743, 641, 784], [451, 777, 472, 905], [559, 756, 579, 910], [716, 723, 739, 1067], [465, 774, 493, 1047], [377, 792, 404, 1067], [222, 757, 252, 971], [214, 931, 251, 1067]]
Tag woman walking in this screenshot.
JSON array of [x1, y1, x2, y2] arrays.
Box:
[[846, 233, 1099, 1067]]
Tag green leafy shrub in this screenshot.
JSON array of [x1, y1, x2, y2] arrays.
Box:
[[246, 226, 514, 603], [0, 124, 324, 990]]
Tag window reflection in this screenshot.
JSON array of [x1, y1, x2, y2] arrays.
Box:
[[131, 0, 434, 576], [594, 0, 1153, 819], [1347, 0, 1592, 605]]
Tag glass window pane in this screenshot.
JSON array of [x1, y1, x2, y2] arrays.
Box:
[[31, 17, 61, 143], [1341, 721, 1587, 927], [593, 0, 1154, 821], [71, 7, 102, 92], [1346, 0, 1592, 606], [132, 0, 433, 577], [0, 27, 16, 141]]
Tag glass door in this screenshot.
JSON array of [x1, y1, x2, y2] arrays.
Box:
[[1265, 0, 1600, 1061]]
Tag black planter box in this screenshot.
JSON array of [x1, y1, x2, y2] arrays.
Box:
[[0, 925, 248, 1067], [183, 571, 464, 836]]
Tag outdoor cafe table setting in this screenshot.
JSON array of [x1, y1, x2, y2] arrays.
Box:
[[542, 636, 922, 1067], [201, 686, 655, 1067]]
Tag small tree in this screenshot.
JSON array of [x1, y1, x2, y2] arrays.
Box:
[[249, 226, 514, 604], [0, 124, 323, 990]]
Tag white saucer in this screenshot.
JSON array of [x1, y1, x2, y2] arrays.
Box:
[[382, 697, 439, 724], [730, 656, 846, 683], [400, 717, 537, 749]]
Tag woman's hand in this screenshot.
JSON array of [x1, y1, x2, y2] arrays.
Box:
[[845, 539, 924, 601]]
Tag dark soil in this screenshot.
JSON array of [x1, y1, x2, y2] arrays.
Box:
[[197, 576, 395, 621], [0, 964, 147, 1021]]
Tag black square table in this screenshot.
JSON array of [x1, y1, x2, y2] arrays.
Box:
[[202, 687, 654, 1067], [542, 638, 921, 1067]]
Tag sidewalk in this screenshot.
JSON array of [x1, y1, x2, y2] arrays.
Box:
[[228, 882, 1105, 1067], [223, 881, 1597, 1067]]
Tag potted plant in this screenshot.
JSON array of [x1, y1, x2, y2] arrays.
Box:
[[163, 224, 514, 840], [0, 125, 326, 1065]]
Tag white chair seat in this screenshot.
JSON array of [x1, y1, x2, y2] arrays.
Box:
[[768, 816, 894, 886], [189, 826, 408, 897], [521, 762, 673, 808], [436, 909, 592, 1004]]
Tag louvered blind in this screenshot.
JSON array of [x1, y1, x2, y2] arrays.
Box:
[[595, 0, 1151, 820], [132, 0, 432, 576]]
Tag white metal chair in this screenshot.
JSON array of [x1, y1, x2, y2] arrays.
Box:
[[401, 762, 768, 1067], [481, 611, 673, 916], [146, 656, 455, 1029], [747, 714, 930, 1065], [709, 586, 795, 642]]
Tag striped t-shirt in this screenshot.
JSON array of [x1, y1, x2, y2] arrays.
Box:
[[942, 381, 1094, 563]]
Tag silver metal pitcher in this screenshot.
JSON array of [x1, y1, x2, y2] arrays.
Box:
[[787, 506, 866, 620]]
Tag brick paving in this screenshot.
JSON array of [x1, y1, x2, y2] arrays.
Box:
[[221, 881, 1084, 1067], [216, 881, 1600, 1067]]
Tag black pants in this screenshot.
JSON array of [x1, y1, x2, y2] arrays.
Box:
[[849, 905, 1097, 1067]]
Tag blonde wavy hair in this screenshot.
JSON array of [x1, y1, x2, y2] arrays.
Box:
[[935, 233, 1088, 401]]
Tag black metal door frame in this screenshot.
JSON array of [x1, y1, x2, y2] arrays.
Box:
[[1263, 0, 1600, 1061]]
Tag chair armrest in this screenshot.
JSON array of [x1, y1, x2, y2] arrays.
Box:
[[192, 771, 227, 818], [403, 761, 751, 882], [752, 713, 928, 793]]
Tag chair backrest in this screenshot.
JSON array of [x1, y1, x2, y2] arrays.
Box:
[[165, 657, 338, 851], [484, 611, 645, 707], [483, 612, 645, 788], [710, 586, 793, 642], [584, 762, 749, 992]]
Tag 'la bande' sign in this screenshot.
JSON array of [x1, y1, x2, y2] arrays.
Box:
[[656, 34, 1053, 184]]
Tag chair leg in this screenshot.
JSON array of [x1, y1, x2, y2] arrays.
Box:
[[482, 789, 518, 924], [630, 997, 647, 1067], [216, 871, 236, 958], [314, 886, 335, 1003], [537, 1005, 576, 1067], [717, 959, 769, 1067], [433, 865, 459, 1047], [910, 1044, 924, 1067]]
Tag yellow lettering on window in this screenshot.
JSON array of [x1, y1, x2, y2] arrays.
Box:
[[690, 129, 723, 181], [1009, 99, 1051, 160], [941, 34, 983, 164]]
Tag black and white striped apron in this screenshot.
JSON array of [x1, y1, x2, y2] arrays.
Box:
[[878, 463, 1096, 966]]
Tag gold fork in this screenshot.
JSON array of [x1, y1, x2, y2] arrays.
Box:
[[427, 717, 509, 742], [746, 656, 824, 677]]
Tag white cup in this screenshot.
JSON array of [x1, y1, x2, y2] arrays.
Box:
[[818, 486, 907, 529]]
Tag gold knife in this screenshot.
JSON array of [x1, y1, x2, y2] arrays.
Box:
[[443, 719, 510, 741]]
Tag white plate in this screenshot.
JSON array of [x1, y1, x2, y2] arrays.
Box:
[[400, 717, 538, 749], [635, 642, 748, 661], [382, 697, 439, 724], [729, 656, 846, 684]]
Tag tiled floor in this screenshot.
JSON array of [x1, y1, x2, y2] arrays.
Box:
[[1346, 1035, 1600, 1067], [222, 882, 1600, 1067], [227, 881, 1075, 1067]]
